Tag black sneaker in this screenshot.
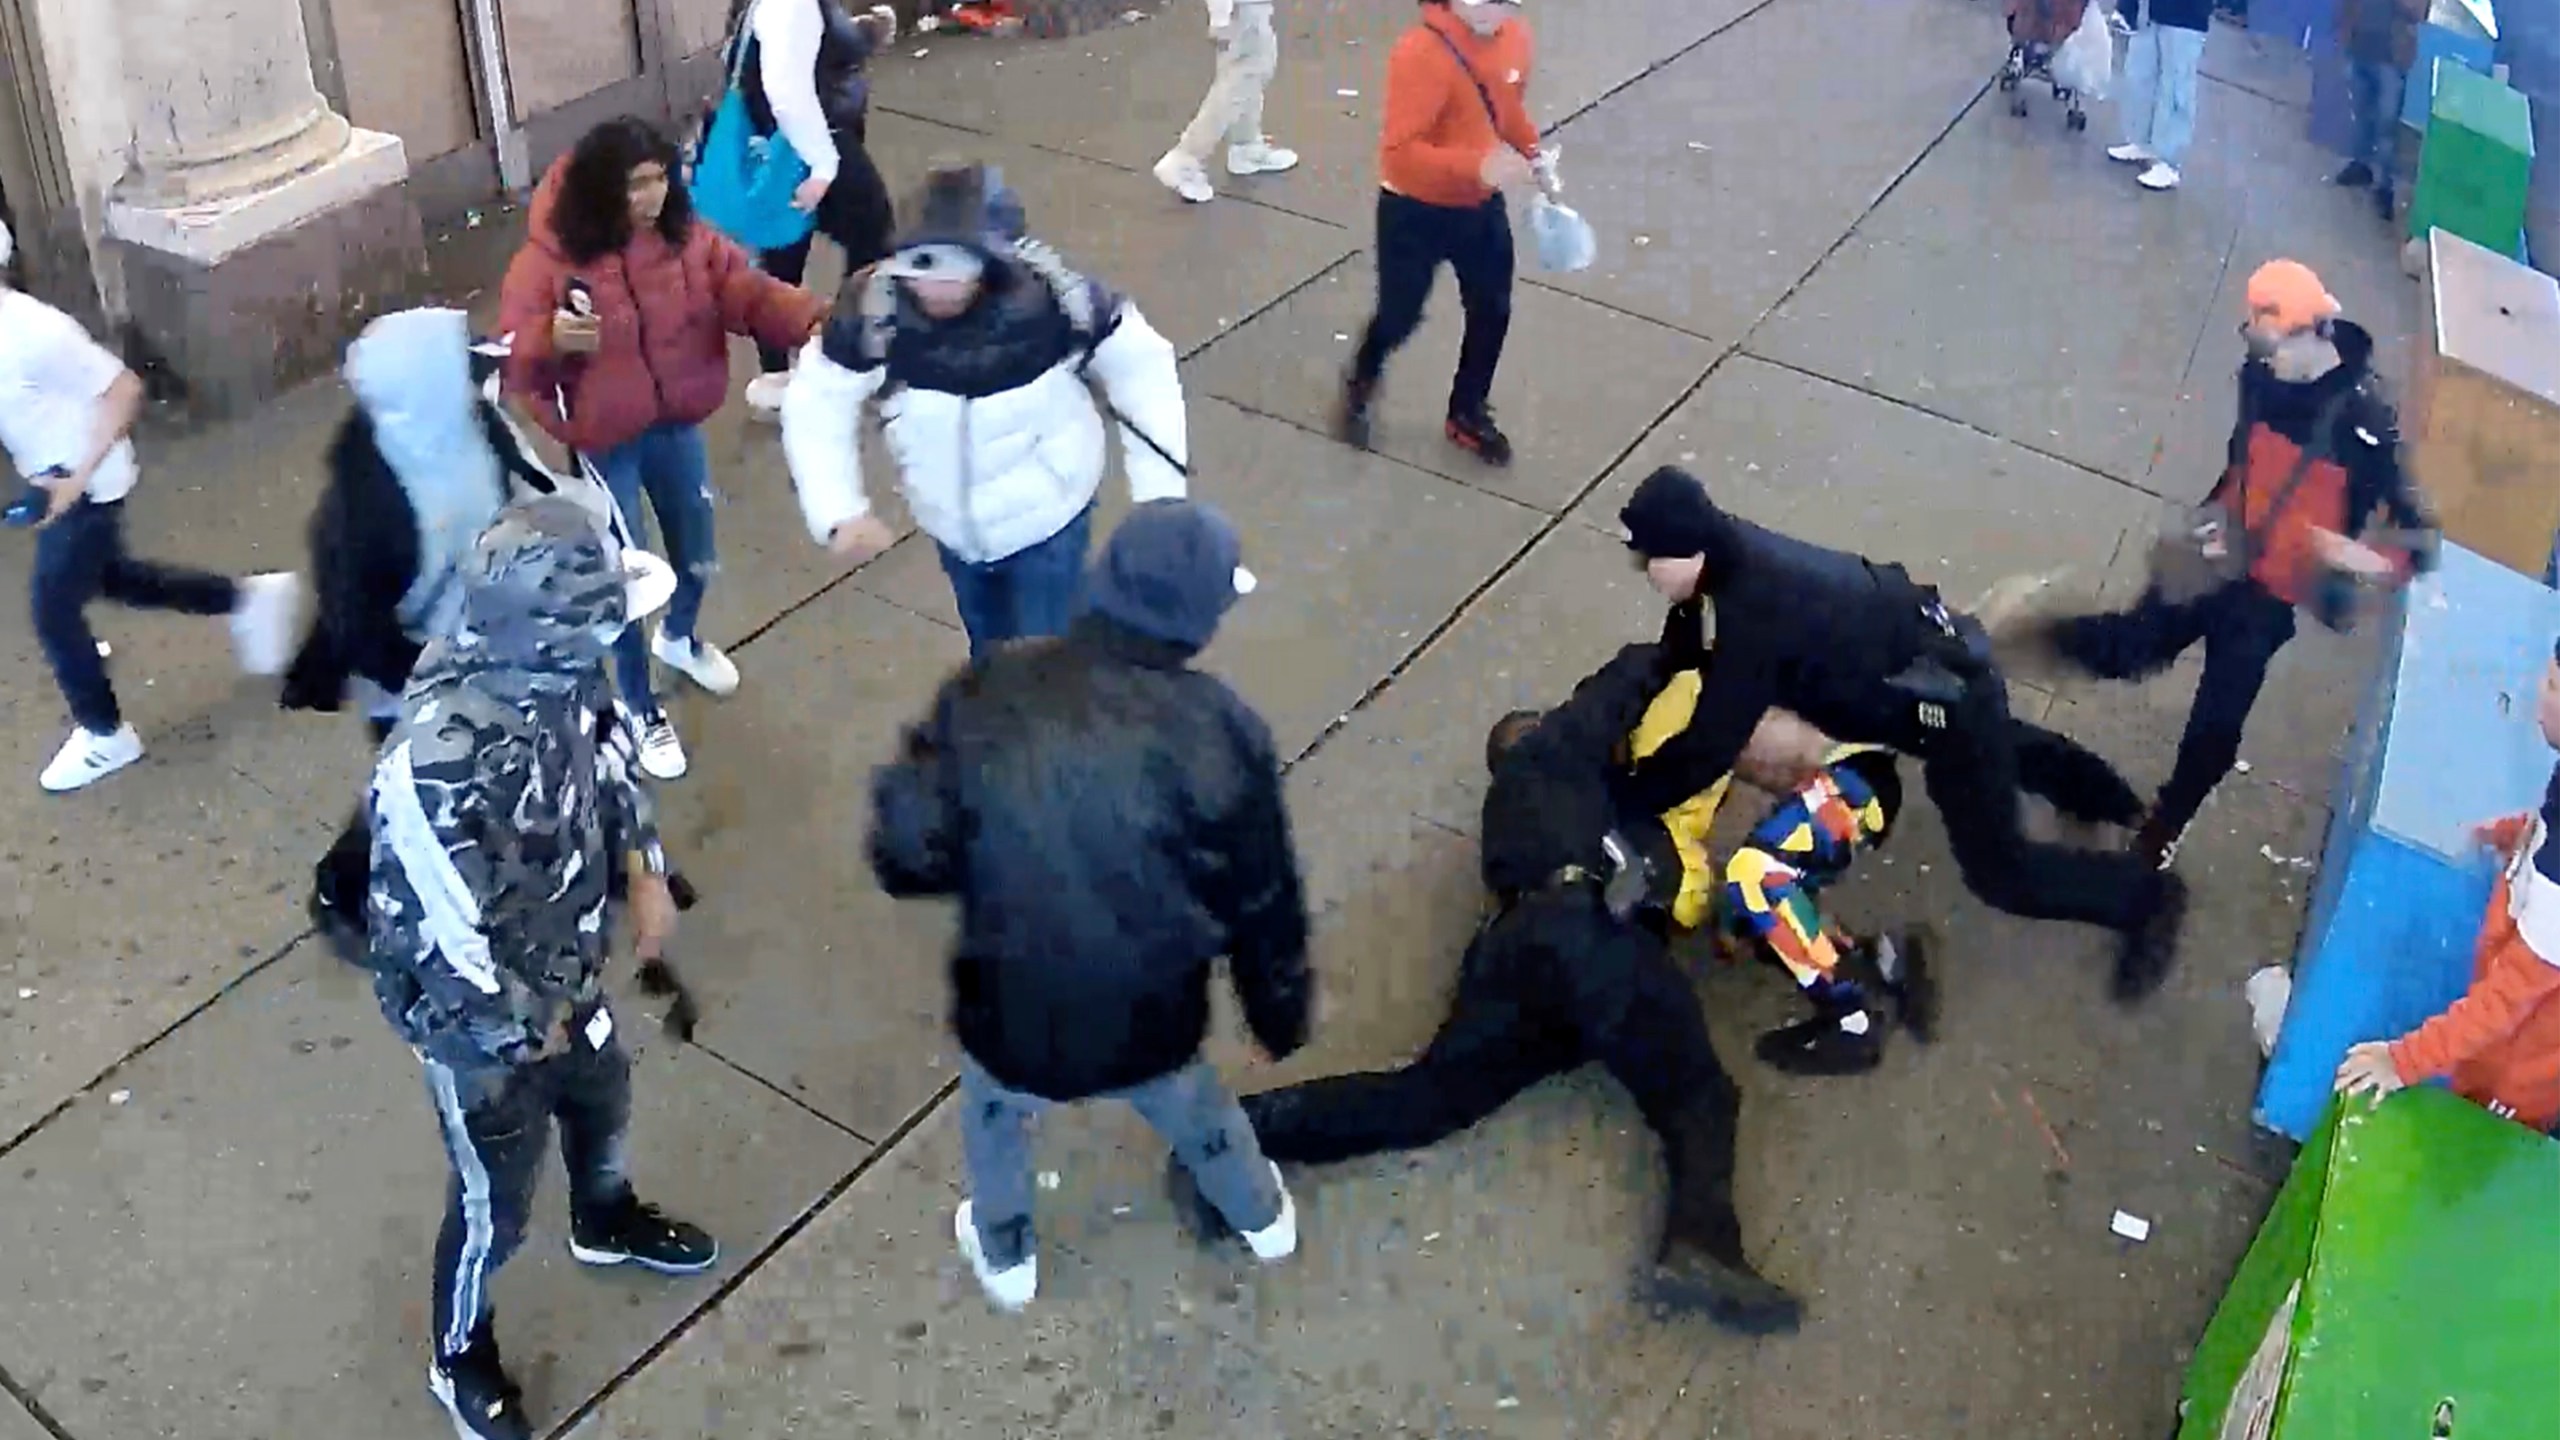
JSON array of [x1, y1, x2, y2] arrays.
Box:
[[308, 886, 368, 968], [2113, 870, 2189, 1005], [2333, 160, 2375, 188], [1445, 406, 1514, 467], [1648, 1239, 1804, 1334], [2374, 181, 2396, 222], [1874, 928, 1939, 1044], [1335, 374, 1377, 449], [568, 1196, 719, 1275], [1754, 1013, 1885, 1077], [428, 1328, 531, 1440]]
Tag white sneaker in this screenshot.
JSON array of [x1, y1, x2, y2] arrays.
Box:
[[40, 724, 143, 793], [954, 1201, 1038, 1311], [1226, 142, 1299, 177], [1153, 150, 1214, 204], [636, 713, 688, 781], [230, 572, 303, 677], [744, 372, 790, 419], [2137, 162, 2182, 191], [2106, 143, 2153, 164], [651, 632, 740, 697], [1239, 1163, 1298, 1263]]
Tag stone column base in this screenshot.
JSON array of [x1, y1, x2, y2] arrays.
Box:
[[106, 129, 430, 420]]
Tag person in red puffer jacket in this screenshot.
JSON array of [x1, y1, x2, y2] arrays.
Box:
[[498, 116, 826, 782]]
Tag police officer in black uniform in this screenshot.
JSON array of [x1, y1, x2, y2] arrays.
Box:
[[1612, 466, 2185, 1001]]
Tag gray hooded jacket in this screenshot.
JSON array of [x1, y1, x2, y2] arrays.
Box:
[[365, 499, 661, 1069]]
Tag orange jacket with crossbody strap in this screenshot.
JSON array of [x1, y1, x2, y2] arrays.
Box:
[[2388, 784, 2560, 1133], [1378, 6, 1541, 209]]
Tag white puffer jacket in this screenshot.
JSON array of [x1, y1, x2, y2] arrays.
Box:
[[781, 244, 1189, 564]]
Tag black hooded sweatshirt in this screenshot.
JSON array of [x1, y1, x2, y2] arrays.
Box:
[[868, 614, 1312, 1102], [1617, 504, 1954, 821]]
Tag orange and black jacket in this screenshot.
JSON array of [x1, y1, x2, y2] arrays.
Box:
[[2210, 320, 2435, 621]]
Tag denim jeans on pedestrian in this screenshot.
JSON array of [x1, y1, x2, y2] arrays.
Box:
[[2120, 23, 2208, 167], [936, 504, 1095, 660], [587, 423, 717, 715], [957, 1053, 1284, 1271], [32, 497, 236, 733], [2346, 58, 2406, 174]]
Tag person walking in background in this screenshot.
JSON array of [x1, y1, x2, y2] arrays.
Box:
[[1152, 0, 1298, 204], [1338, 0, 1555, 469], [0, 220, 301, 793], [726, 0, 901, 418], [1983, 261, 2436, 873], [369, 499, 712, 1440], [2106, 0, 2211, 192], [499, 116, 827, 780], [2334, 0, 2425, 218], [782, 162, 1189, 658], [868, 500, 1308, 1310]]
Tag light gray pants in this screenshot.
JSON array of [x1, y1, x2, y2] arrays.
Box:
[[1175, 2, 1279, 161], [959, 1054, 1283, 1269]]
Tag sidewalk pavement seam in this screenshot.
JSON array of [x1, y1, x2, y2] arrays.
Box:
[[0, 1370, 70, 1440], [689, 1037, 887, 1148], [1730, 347, 2176, 501], [542, 1073, 960, 1440], [0, 930, 311, 1162]]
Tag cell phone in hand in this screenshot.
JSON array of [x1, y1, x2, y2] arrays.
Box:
[[3, 467, 70, 529]]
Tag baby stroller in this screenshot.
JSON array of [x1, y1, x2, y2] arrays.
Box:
[[2002, 0, 2090, 130]]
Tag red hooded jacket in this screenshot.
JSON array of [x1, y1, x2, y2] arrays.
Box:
[[497, 156, 825, 455]]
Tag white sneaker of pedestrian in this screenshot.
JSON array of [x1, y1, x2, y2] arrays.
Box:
[[1239, 1163, 1298, 1262], [2137, 162, 2182, 191], [40, 723, 143, 793], [230, 572, 303, 677], [1152, 150, 1215, 204], [2106, 143, 2153, 164], [651, 632, 740, 697], [743, 372, 790, 419], [636, 713, 689, 781], [954, 1201, 1038, 1311], [1226, 141, 1299, 177]]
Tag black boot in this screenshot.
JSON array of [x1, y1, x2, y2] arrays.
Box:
[[2374, 180, 2396, 222], [1867, 927, 1939, 1044], [1445, 405, 1514, 467], [1649, 1104, 1802, 1334], [310, 817, 372, 968], [2114, 869, 2189, 1005], [1335, 372, 1377, 449], [429, 1316, 532, 1440], [2131, 807, 2187, 873], [1753, 1012, 1883, 1076], [2333, 160, 2375, 188]]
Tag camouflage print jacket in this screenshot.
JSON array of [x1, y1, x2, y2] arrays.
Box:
[[364, 502, 661, 1070]]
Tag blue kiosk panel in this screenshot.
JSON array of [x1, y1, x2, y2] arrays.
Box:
[[2258, 543, 2560, 1139]]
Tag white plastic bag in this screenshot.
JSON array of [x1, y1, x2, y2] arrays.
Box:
[[2052, 2, 2115, 101], [1528, 194, 1595, 273]]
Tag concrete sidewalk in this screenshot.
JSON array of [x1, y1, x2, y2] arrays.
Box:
[[0, 3, 2414, 1437]]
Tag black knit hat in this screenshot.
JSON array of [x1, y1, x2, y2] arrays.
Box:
[[1618, 467, 1721, 559]]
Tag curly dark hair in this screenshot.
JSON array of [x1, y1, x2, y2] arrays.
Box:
[[551, 117, 692, 264]]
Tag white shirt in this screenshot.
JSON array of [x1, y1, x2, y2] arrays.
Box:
[[0, 289, 138, 503], [747, 0, 843, 188]]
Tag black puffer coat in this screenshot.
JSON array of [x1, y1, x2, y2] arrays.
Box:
[[870, 614, 1313, 1101]]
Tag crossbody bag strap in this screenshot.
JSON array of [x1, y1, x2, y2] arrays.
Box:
[[2241, 388, 2355, 563], [1428, 26, 1504, 127], [724, 0, 764, 90]]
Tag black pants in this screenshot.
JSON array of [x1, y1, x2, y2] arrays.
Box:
[[756, 127, 896, 373], [316, 715, 399, 917], [1919, 670, 2161, 931], [2050, 581, 2297, 838], [1351, 190, 1515, 418], [34, 497, 236, 733], [1240, 888, 1751, 1265], [422, 1030, 632, 1359]]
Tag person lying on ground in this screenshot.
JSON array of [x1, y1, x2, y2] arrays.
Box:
[[1615, 465, 2183, 1002]]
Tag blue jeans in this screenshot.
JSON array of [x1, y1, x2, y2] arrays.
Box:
[[588, 424, 716, 714], [2346, 58, 2405, 174], [936, 505, 1095, 660], [2120, 23, 2207, 167], [33, 497, 236, 733]]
